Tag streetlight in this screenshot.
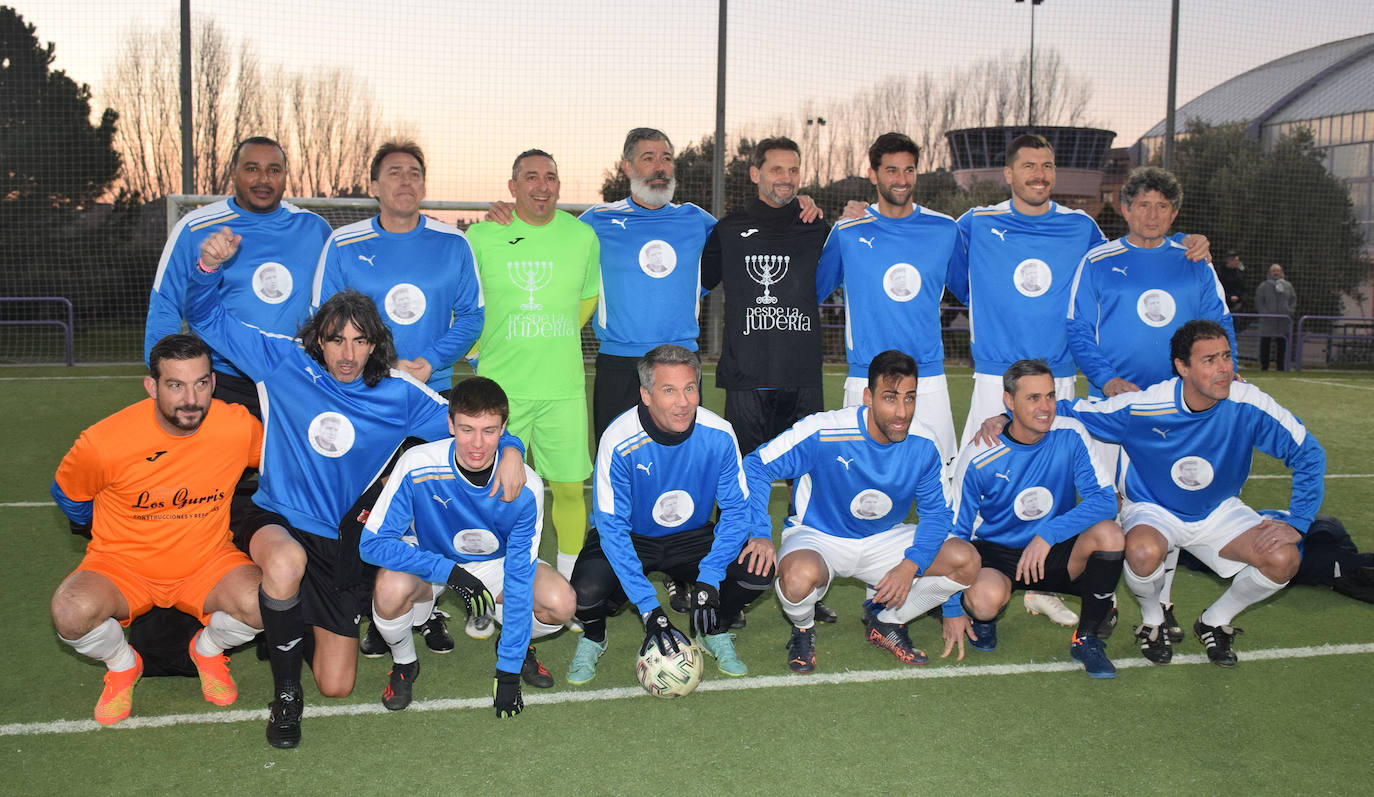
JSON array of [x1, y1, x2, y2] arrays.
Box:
[[1015, 0, 1045, 127]]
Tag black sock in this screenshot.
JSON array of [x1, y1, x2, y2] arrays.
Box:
[[259, 587, 304, 689], [1076, 550, 1124, 637]]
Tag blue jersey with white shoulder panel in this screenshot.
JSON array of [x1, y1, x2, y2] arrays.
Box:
[[592, 404, 750, 614], [744, 406, 952, 570], [146, 198, 332, 375], [816, 205, 961, 378], [949, 200, 1105, 377], [579, 199, 716, 356], [1067, 237, 1236, 397], [1059, 378, 1325, 531], [311, 216, 484, 392], [361, 439, 542, 673]]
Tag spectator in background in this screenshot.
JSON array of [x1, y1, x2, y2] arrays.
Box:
[[1254, 263, 1297, 371], [1216, 251, 1246, 314]]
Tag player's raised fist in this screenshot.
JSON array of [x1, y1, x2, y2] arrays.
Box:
[[200, 226, 242, 270]]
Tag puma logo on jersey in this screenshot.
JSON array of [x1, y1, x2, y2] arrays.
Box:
[[304, 366, 324, 384], [610, 218, 627, 229], [508, 237, 525, 245], [993, 472, 1010, 481], [1111, 265, 1128, 277], [276, 638, 301, 652], [858, 236, 875, 249], [1151, 427, 1169, 439], [990, 228, 1008, 242], [145, 451, 167, 462], [358, 254, 377, 267], [836, 456, 853, 470], [432, 495, 453, 509], [740, 228, 759, 238], [636, 463, 653, 475]]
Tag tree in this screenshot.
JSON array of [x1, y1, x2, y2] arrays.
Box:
[[1167, 121, 1368, 318], [597, 134, 758, 213]]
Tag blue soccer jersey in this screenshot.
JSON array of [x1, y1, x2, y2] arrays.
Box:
[[311, 216, 484, 393], [1067, 237, 1237, 397], [580, 198, 717, 356], [950, 417, 1116, 550], [949, 201, 1106, 377], [185, 264, 521, 540], [592, 404, 750, 614], [744, 406, 952, 570], [817, 205, 962, 378], [146, 198, 332, 376], [361, 439, 543, 673], [1060, 379, 1326, 531]]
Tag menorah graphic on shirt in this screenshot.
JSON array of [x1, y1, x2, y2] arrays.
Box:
[[507, 260, 553, 311], [746, 254, 789, 305]]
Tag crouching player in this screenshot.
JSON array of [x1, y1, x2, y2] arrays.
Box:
[[747, 350, 979, 673], [360, 377, 573, 716], [50, 334, 264, 723], [944, 359, 1124, 677], [566, 345, 771, 684]]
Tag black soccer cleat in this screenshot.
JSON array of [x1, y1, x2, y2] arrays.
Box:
[[1134, 623, 1173, 665], [1194, 619, 1242, 668], [865, 615, 928, 666], [787, 626, 816, 674], [814, 600, 838, 624], [1161, 603, 1185, 644], [521, 644, 554, 689], [664, 577, 690, 614], [1095, 606, 1119, 640], [266, 683, 304, 749], [359, 620, 388, 658], [382, 660, 419, 711], [418, 610, 454, 654]]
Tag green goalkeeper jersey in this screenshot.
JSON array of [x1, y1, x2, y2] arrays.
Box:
[[466, 210, 601, 400]]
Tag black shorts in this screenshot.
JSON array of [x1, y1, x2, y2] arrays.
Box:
[[593, 353, 642, 447], [579, 524, 720, 584], [212, 370, 262, 419], [725, 386, 824, 456], [974, 537, 1081, 595], [235, 503, 368, 639]]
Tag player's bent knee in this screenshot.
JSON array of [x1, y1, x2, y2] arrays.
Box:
[[537, 582, 577, 624], [1266, 544, 1301, 580], [1086, 520, 1126, 551]]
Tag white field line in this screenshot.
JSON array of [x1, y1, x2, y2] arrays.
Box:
[[2, 642, 1370, 738], [1290, 378, 1374, 392], [0, 375, 134, 381]]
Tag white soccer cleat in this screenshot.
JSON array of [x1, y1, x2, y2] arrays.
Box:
[[1023, 592, 1078, 626], [465, 612, 494, 640]]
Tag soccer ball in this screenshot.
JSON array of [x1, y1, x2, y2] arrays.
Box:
[[636, 637, 704, 698]]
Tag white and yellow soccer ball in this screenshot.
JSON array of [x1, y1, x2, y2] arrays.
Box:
[[636, 637, 704, 698]]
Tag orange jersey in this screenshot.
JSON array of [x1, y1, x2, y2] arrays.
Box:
[[54, 398, 262, 580]]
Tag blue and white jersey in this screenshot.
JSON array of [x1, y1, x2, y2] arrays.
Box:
[[744, 406, 952, 570], [361, 439, 543, 673], [311, 216, 484, 392], [185, 264, 522, 540], [1067, 237, 1236, 397], [1060, 378, 1326, 531], [593, 404, 750, 614], [579, 198, 717, 356], [950, 417, 1116, 549], [949, 200, 1106, 377], [817, 205, 962, 378], [146, 197, 332, 376]]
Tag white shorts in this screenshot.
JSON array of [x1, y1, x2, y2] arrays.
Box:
[[779, 523, 918, 589], [436, 557, 549, 601], [1121, 497, 1259, 579], [960, 372, 1077, 450], [844, 373, 956, 471]]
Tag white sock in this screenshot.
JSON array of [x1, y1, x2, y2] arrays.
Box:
[[531, 618, 562, 639], [556, 552, 577, 580], [61, 618, 137, 671], [1124, 561, 1167, 626], [776, 583, 821, 630], [1158, 546, 1181, 606], [878, 575, 969, 624], [373, 604, 418, 665], [410, 598, 436, 629], [1200, 567, 1287, 627], [199, 611, 261, 655]]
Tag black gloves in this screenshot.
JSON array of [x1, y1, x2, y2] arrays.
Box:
[[446, 564, 495, 619]]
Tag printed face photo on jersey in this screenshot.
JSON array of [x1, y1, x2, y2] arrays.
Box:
[[386, 283, 425, 324], [254, 262, 291, 304], [1171, 456, 1213, 490], [1015, 486, 1053, 520], [850, 489, 893, 520], [654, 490, 694, 527], [455, 528, 499, 556], [1137, 290, 1175, 327], [309, 412, 354, 458], [884, 263, 920, 301], [1014, 259, 1050, 297], [639, 240, 676, 277]]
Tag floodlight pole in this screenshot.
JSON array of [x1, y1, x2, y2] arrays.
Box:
[[713, 0, 727, 219], [1017, 0, 1044, 127], [1164, 0, 1180, 171], [179, 0, 194, 194]]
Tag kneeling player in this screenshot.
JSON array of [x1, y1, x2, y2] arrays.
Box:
[[50, 335, 264, 724], [746, 350, 979, 674], [567, 345, 771, 684], [942, 360, 1124, 677], [361, 377, 573, 716]]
